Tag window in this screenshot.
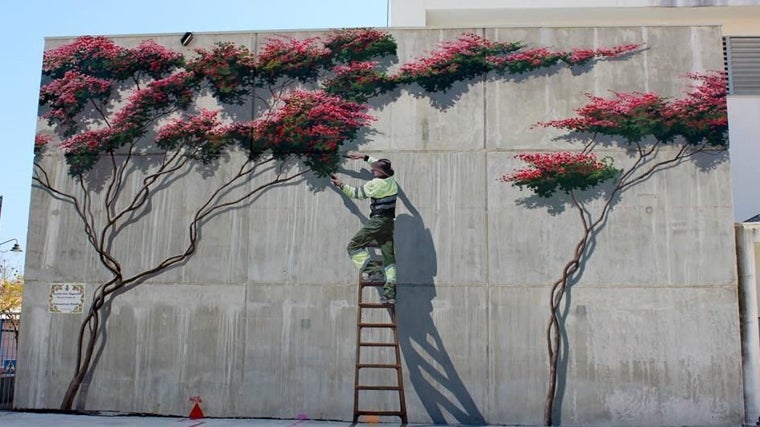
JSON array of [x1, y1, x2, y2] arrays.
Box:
[[724, 37, 760, 95]]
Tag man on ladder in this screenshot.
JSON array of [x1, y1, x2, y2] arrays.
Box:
[[331, 151, 398, 304]]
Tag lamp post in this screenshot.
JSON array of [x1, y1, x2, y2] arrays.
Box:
[[0, 239, 22, 253]]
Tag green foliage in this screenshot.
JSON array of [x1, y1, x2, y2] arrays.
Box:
[[0, 262, 22, 316], [324, 28, 397, 62]]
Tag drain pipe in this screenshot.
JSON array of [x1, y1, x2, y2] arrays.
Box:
[[736, 223, 760, 426]]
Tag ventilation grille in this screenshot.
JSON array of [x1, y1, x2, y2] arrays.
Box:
[[724, 37, 760, 95]]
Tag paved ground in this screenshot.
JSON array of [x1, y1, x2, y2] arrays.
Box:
[[0, 411, 420, 427], [3, 410, 744, 427]]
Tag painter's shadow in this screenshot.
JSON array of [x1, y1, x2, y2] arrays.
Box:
[[395, 190, 486, 425]]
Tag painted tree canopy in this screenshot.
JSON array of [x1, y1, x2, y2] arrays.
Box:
[[36, 29, 640, 177], [502, 72, 727, 198]]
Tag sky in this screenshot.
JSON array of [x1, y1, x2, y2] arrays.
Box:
[[0, 0, 389, 272], [1, 1, 758, 274]]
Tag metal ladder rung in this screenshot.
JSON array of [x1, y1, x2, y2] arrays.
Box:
[[358, 322, 395, 328], [359, 342, 396, 347], [359, 303, 391, 308], [357, 363, 399, 369], [355, 410, 404, 417], [356, 385, 402, 391]]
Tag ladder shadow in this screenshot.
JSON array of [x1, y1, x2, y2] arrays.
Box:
[[393, 196, 486, 425]]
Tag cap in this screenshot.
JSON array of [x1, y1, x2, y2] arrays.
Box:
[[371, 159, 394, 177]]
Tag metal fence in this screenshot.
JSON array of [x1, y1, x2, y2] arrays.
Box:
[[0, 315, 19, 410]]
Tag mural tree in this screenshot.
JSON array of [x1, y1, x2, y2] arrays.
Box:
[[35, 29, 638, 411], [501, 71, 728, 426]]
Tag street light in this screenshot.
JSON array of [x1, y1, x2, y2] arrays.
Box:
[[0, 239, 22, 253]]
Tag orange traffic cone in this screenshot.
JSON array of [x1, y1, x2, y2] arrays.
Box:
[[189, 396, 204, 419]]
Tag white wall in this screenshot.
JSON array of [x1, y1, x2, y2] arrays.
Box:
[[390, 0, 760, 35], [729, 97, 760, 222], [735, 224, 760, 425]]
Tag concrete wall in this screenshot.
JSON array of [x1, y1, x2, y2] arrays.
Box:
[[17, 26, 743, 426]]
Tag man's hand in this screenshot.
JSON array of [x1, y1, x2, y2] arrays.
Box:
[[346, 151, 364, 160], [330, 174, 343, 188]]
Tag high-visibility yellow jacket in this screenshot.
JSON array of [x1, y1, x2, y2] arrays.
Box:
[[341, 156, 398, 218]]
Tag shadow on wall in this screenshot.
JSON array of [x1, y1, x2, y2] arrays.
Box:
[[394, 189, 486, 425]]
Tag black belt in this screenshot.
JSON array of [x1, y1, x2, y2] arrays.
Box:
[[370, 212, 395, 219]]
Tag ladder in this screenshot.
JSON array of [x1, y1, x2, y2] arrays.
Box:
[[352, 260, 408, 424]]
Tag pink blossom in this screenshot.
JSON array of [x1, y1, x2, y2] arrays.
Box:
[[34, 134, 53, 148], [42, 36, 125, 77], [251, 90, 374, 151], [154, 110, 230, 159], [58, 128, 113, 153], [156, 110, 223, 143], [396, 33, 494, 78], [593, 44, 641, 58], [568, 49, 596, 64], [39, 70, 113, 124], [111, 71, 196, 129], [121, 40, 184, 78], [187, 42, 256, 101], [257, 36, 331, 82], [504, 48, 555, 65], [501, 152, 610, 183], [501, 151, 619, 197], [332, 61, 379, 76]]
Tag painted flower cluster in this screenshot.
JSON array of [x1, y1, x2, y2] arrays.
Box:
[[537, 71, 727, 146], [394, 33, 524, 91], [501, 152, 620, 198], [155, 91, 375, 175], [323, 28, 397, 62], [323, 61, 393, 103], [186, 43, 257, 104], [395, 34, 639, 92]]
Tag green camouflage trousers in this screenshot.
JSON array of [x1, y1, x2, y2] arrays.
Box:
[[347, 216, 397, 298]]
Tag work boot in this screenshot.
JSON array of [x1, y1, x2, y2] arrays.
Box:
[[380, 283, 396, 304], [361, 262, 385, 283]]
